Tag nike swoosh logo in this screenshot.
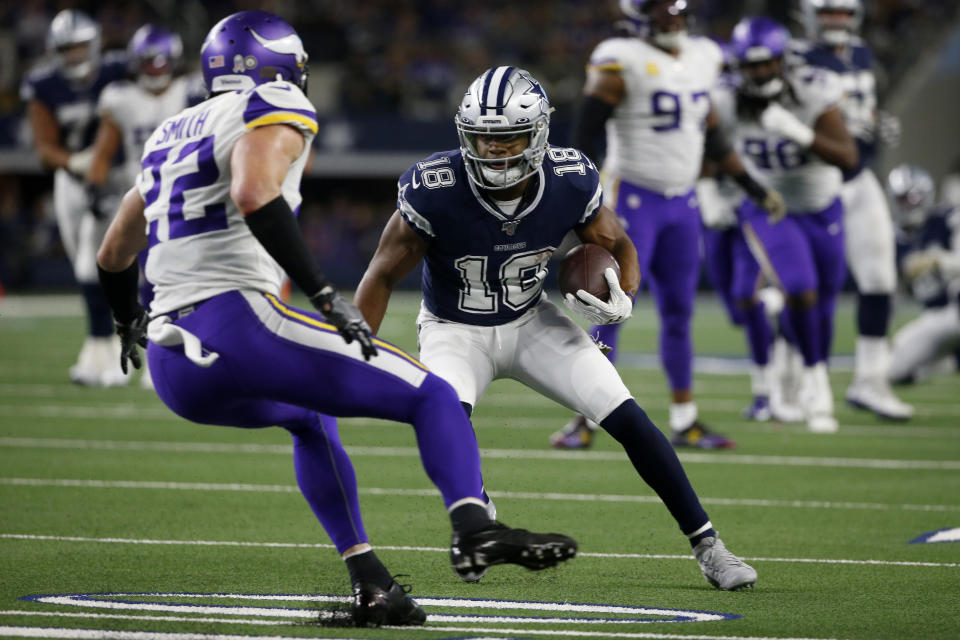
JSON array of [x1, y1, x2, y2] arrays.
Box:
[[411, 173, 420, 189]]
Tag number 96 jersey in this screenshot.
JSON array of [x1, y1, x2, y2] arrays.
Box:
[[398, 147, 603, 326], [137, 81, 317, 315]]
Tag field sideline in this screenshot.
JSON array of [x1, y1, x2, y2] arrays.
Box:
[[1, 291, 958, 640]]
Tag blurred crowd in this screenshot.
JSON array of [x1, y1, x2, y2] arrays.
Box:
[[0, 0, 958, 291]]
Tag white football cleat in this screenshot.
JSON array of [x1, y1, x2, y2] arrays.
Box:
[[800, 363, 838, 433], [846, 378, 914, 421], [693, 536, 757, 591]]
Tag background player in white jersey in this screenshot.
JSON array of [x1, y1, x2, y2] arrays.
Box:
[[553, 0, 786, 450], [796, 0, 913, 420], [354, 65, 757, 591], [21, 9, 129, 386], [86, 24, 205, 389], [717, 16, 859, 432], [95, 12, 576, 626], [884, 164, 960, 385]]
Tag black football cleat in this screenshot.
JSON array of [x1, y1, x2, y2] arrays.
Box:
[[450, 522, 578, 582], [351, 579, 426, 627]]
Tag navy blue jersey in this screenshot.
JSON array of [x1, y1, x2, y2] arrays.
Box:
[[792, 39, 876, 180], [896, 206, 959, 308], [20, 51, 128, 153], [398, 146, 603, 325]]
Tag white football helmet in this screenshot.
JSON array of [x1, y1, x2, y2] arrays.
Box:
[[456, 66, 551, 191], [802, 0, 863, 47], [47, 9, 101, 82]]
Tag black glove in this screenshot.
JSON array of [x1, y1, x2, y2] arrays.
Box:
[[309, 286, 378, 361], [116, 307, 150, 374]]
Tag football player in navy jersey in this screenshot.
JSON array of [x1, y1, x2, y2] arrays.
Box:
[[21, 9, 130, 387], [95, 12, 577, 627], [885, 165, 960, 385], [355, 66, 757, 591], [795, 0, 914, 420]]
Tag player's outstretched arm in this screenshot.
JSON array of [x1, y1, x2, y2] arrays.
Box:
[[575, 205, 640, 298], [572, 68, 624, 164], [233, 124, 376, 360], [354, 210, 429, 334], [97, 186, 150, 372]]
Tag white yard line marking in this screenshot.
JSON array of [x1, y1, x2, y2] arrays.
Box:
[[2, 534, 957, 569], [2, 437, 959, 470], [2, 477, 958, 513], [0, 623, 837, 640]]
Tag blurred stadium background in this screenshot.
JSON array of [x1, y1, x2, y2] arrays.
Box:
[[0, 0, 959, 292]]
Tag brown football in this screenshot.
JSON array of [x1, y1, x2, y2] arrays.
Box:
[[557, 243, 621, 302]]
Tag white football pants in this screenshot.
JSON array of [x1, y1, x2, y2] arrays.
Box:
[[416, 296, 633, 424], [841, 169, 897, 295], [889, 304, 960, 382]]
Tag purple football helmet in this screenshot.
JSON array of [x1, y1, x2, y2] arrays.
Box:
[[731, 16, 790, 98], [128, 24, 182, 92], [619, 0, 690, 51], [200, 11, 308, 95]]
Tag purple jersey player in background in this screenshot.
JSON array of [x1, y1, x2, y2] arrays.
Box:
[[94, 10, 576, 628], [554, 0, 786, 451], [717, 16, 859, 433]]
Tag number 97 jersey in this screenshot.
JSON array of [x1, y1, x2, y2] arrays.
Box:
[[398, 147, 603, 326], [137, 81, 317, 315]]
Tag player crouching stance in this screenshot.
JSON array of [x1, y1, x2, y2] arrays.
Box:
[[355, 66, 757, 591], [96, 12, 576, 627]]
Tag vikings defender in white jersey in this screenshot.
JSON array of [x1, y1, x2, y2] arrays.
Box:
[[555, 0, 786, 451], [793, 0, 913, 420], [718, 16, 859, 433], [89, 25, 205, 189], [21, 9, 130, 387], [355, 65, 758, 592], [96, 12, 577, 626]]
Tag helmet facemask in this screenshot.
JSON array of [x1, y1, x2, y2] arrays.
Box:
[[456, 67, 551, 191], [738, 56, 785, 99], [816, 9, 857, 46]]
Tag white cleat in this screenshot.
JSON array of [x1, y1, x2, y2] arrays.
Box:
[[800, 363, 838, 433], [846, 378, 914, 421], [693, 536, 757, 591]]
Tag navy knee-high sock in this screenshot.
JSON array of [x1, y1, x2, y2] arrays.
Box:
[[600, 400, 714, 546], [81, 283, 114, 337]]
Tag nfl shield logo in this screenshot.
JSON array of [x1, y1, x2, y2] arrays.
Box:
[[502, 220, 520, 236]]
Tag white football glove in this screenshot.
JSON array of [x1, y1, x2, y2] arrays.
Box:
[[876, 110, 901, 148], [695, 178, 738, 229], [66, 147, 94, 179], [564, 268, 633, 325], [760, 102, 815, 147]]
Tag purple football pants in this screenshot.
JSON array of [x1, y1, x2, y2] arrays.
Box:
[[702, 223, 771, 366], [146, 290, 485, 553], [594, 181, 701, 391], [739, 198, 847, 365]]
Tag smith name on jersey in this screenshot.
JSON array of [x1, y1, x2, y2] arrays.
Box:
[[398, 147, 603, 326], [138, 80, 317, 316], [588, 35, 723, 195]]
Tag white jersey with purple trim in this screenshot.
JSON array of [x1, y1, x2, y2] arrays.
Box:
[[714, 67, 844, 213], [137, 80, 317, 315], [589, 35, 722, 196], [98, 73, 206, 186]]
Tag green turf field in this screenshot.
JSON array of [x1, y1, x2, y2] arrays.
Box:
[[1, 291, 958, 640]]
